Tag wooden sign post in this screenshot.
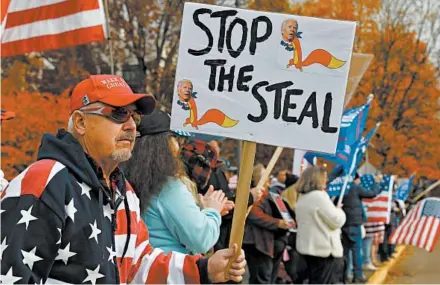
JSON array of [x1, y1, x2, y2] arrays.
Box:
[[225, 141, 256, 276], [257, 146, 284, 190]]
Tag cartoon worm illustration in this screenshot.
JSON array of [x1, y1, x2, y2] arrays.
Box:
[[281, 19, 346, 71], [177, 80, 238, 130], [287, 37, 346, 70]]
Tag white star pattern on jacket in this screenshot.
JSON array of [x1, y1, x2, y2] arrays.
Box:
[[83, 265, 104, 285], [55, 243, 77, 265], [65, 198, 77, 222], [56, 228, 62, 245], [1, 267, 22, 284], [106, 246, 117, 263], [103, 203, 114, 221], [89, 220, 101, 242], [21, 247, 43, 270], [1, 237, 9, 259], [17, 205, 38, 230], [0, 208, 5, 215], [79, 182, 92, 200]]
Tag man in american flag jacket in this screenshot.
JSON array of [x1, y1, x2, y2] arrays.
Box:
[[0, 75, 246, 284]]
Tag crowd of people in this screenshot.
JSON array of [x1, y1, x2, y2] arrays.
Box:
[[0, 74, 407, 284]]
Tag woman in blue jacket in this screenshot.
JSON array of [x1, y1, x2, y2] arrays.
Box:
[[121, 110, 229, 254]]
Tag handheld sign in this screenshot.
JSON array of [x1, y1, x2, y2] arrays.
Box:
[[171, 3, 356, 153], [170, 3, 356, 276], [269, 192, 297, 232]]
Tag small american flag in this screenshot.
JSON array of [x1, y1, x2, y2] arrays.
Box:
[[362, 174, 394, 223], [389, 197, 440, 252]]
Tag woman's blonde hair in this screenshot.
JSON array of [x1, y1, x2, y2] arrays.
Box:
[[177, 160, 200, 204], [296, 166, 327, 194], [252, 163, 266, 186], [281, 182, 298, 209]]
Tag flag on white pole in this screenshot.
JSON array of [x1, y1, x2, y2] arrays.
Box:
[[1, 0, 107, 57]]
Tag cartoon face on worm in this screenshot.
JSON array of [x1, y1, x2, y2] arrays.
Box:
[[177, 80, 193, 102]]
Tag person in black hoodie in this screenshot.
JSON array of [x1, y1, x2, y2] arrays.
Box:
[[0, 75, 246, 284], [341, 172, 382, 283]]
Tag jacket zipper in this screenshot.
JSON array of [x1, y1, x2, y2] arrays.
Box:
[[102, 188, 122, 284]]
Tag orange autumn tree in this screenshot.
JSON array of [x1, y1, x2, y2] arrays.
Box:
[[1, 90, 71, 179], [248, 0, 440, 179], [351, 0, 440, 179]]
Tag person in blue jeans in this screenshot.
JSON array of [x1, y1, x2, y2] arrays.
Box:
[[341, 173, 382, 283]]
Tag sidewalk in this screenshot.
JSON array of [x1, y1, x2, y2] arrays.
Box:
[[366, 245, 407, 284]]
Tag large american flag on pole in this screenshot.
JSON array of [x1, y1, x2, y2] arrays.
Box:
[[1, 0, 107, 57], [389, 197, 440, 252], [361, 174, 395, 223]]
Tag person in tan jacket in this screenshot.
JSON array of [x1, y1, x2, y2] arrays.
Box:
[[295, 166, 346, 284]]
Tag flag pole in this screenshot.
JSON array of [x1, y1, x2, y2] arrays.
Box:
[[103, 0, 114, 74], [337, 122, 381, 206], [413, 180, 440, 202]]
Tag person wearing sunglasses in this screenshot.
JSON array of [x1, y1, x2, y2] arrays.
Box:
[[0, 74, 246, 284]]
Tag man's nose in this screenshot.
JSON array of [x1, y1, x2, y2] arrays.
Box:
[[122, 116, 136, 131]]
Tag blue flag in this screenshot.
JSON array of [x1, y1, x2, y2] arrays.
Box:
[[394, 174, 415, 201], [305, 97, 372, 168], [346, 125, 378, 175], [327, 175, 353, 197], [326, 124, 379, 198]]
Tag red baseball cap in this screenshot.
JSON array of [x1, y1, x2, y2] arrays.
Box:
[[70, 75, 156, 114]]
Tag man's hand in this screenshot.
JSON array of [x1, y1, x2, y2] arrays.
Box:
[[207, 244, 246, 283], [278, 219, 290, 229], [374, 174, 383, 183]]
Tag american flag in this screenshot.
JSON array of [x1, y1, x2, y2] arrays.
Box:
[[1, 0, 107, 57], [362, 174, 394, 223], [389, 198, 440, 252]]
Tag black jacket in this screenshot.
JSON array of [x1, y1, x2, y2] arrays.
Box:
[[342, 182, 381, 227], [1, 129, 208, 284], [206, 167, 255, 251], [243, 191, 295, 258]]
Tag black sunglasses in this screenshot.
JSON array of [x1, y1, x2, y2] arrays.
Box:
[[81, 105, 142, 126]]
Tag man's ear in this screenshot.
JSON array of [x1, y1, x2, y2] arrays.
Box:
[[71, 110, 87, 136]]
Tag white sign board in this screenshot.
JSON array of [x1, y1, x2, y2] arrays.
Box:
[[171, 3, 356, 154]]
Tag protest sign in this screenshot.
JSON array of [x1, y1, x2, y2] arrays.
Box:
[[269, 192, 297, 232], [170, 3, 356, 154], [344, 53, 373, 106]]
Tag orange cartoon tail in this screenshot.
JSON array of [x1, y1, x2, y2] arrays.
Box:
[[197, 109, 238, 128], [302, 49, 346, 69]]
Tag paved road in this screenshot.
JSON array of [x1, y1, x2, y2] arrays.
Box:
[[386, 245, 440, 284]]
